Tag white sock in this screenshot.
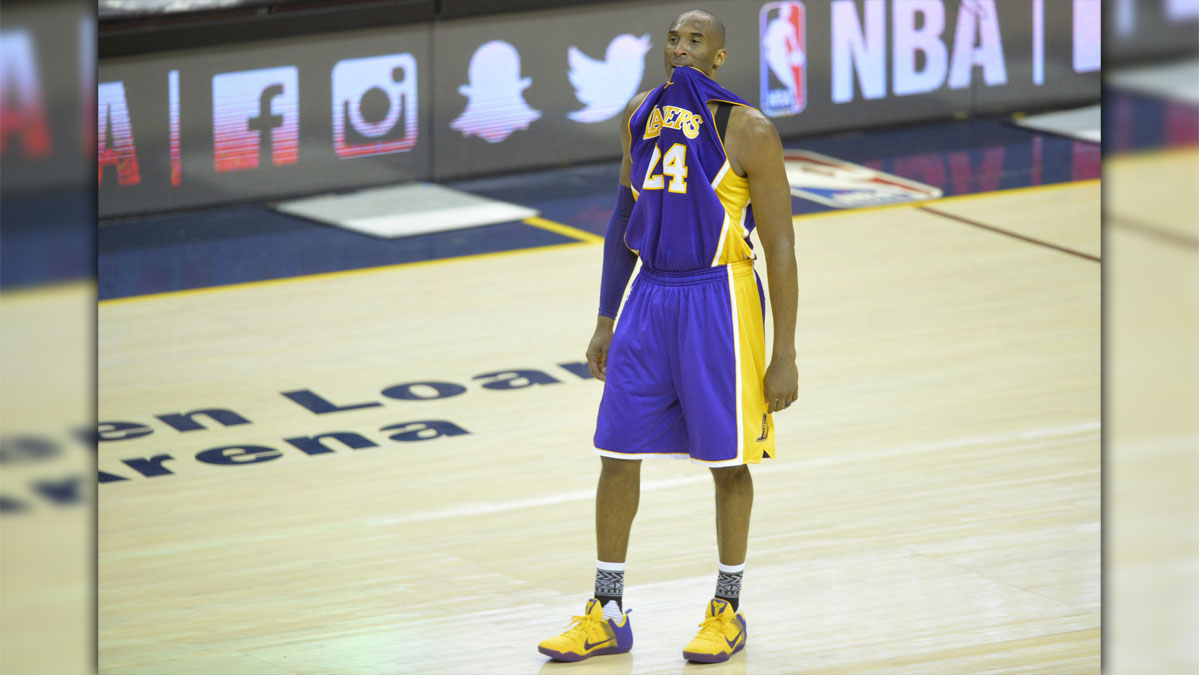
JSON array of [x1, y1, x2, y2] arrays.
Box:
[[601, 599, 622, 620]]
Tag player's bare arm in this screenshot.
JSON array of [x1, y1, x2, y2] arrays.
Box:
[[587, 90, 651, 382], [730, 107, 799, 413], [618, 91, 651, 188]]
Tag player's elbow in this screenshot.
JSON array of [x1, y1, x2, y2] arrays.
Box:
[[758, 226, 795, 257]]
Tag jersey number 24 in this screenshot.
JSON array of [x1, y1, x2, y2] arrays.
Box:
[[642, 143, 688, 194]]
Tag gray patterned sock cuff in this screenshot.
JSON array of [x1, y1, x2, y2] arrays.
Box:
[[716, 569, 743, 599], [595, 568, 625, 598]]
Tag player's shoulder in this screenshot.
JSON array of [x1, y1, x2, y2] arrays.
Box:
[[619, 90, 655, 140], [622, 90, 654, 121], [728, 105, 779, 142]]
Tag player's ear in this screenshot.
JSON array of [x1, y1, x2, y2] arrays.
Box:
[[713, 49, 727, 69]]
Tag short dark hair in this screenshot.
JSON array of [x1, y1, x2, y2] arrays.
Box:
[[675, 9, 726, 50]]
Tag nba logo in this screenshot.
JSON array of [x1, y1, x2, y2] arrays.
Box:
[[332, 53, 418, 158], [212, 66, 299, 172], [760, 1, 806, 117]]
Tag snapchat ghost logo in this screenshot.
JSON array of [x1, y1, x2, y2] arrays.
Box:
[[450, 40, 542, 143]]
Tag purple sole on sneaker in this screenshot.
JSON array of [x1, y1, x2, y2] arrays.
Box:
[[538, 645, 629, 662], [683, 640, 745, 663]]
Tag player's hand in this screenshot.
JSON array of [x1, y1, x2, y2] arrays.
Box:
[[586, 317, 616, 382], [763, 358, 798, 413]]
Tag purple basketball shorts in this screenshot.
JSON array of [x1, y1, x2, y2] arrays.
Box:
[[594, 260, 775, 466]]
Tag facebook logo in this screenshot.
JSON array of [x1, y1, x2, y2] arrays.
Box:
[[212, 66, 299, 173]]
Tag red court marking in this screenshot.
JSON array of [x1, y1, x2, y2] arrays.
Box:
[[1107, 216, 1199, 251]]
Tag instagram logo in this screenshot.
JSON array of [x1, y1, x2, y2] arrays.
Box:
[[332, 53, 418, 158], [212, 66, 299, 173]]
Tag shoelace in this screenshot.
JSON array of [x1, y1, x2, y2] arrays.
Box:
[[564, 613, 602, 636], [696, 613, 733, 640]]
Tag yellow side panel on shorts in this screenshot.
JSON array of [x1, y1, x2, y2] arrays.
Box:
[[728, 262, 774, 463]]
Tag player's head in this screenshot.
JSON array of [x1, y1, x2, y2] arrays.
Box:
[[664, 9, 727, 78]]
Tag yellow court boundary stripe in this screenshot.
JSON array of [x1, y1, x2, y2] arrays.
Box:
[[1105, 145, 1199, 166], [1, 279, 95, 301], [792, 178, 1100, 223], [98, 239, 592, 306], [99, 180, 1101, 307], [522, 216, 604, 243]]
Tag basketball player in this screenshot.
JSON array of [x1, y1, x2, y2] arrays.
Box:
[[537, 9, 798, 664]]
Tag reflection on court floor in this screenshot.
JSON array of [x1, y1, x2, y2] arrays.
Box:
[[99, 177, 1103, 673]]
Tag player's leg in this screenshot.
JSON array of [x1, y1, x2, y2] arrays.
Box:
[[712, 463, 752, 608], [542, 275, 678, 662], [712, 464, 753, 585], [674, 263, 764, 662], [537, 459, 640, 663], [594, 456, 640, 613], [597, 456, 641, 565], [678, 466, 754, 664]]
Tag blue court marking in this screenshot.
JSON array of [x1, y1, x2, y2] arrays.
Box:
[[1103, 89, 1199, 155], [447, 162, 622, 237], [1, 189, 94, 290], [793, 117, 1099, 216], [453, 116, 1101, 235], [93, 114, 1117, 300], [98, 206, 575, 300]]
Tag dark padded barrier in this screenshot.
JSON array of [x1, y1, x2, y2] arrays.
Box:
[[99, 0, 1111, 217], [434, 0, 612, 20], [100, 1, 436, 58]]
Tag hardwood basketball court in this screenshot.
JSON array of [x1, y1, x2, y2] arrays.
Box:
[[98, 181, 1102, 673]]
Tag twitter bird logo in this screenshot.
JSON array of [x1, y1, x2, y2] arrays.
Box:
[[567, 33, 652, 124]]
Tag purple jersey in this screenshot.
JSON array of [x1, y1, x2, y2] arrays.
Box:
[[625, 66, 757, 272]]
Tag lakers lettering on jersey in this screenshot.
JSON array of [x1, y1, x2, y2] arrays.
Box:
[[642, 106, 704, 139], [625, 66, 758, 272]]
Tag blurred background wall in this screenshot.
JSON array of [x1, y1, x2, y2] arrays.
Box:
[[95, 0, 1105, 217]]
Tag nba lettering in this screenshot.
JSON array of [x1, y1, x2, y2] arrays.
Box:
[[97, 81, 141, 185], [1, 30, 53, 159]]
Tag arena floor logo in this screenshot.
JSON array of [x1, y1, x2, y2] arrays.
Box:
[[0, 361, 596, 513], [95, 361, 595, 485]]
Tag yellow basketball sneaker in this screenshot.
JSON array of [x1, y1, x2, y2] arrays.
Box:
[[682, 599, 747, 663], [538, 598, 633, 662]]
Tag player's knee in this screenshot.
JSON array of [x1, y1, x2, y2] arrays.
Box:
[[710, 463, 751, 487], [600, 455, 642, 476]]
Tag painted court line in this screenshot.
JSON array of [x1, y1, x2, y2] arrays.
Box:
[[365, 422, 1099, 527], [99, 180, 1100, 306], [98, 239, 592, 306], [791, 179, 1099, 223], [364, 474, 710, 527], [1018, 421, 1101, 439], [918, 205, 1100, 262], [522, 216, 604, 243], [1107, 215, 1199, 250]]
